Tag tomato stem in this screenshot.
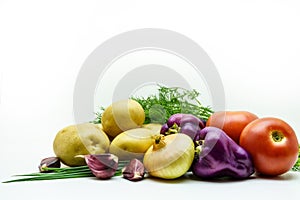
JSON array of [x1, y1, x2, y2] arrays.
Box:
[[271, 131, 284, 142]]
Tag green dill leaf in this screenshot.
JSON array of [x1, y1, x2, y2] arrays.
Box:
[[131, 85, 213, 124], [292, 145, 300, 172], [92, 85, 213, 125], [91, 106, 105, 124]]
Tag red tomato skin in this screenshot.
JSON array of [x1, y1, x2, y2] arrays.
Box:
[[240, 117, 299, 176], [206, 111, 258, 144]]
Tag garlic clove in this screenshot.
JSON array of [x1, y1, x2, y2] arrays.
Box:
[[39, 157, 61, 173], [85, 154, 118, 179], [122, 159, 145, 181]]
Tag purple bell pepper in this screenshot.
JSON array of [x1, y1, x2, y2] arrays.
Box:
[[192, 127, 254, 179], [160, 113, 205, 140]]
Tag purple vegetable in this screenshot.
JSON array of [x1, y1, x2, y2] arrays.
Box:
[[192, 127, 254, 179], [84, 154, 118, 179], [122, 159, 145, 181], [160, 123, 169, 134], [39, 157, 61, 173], [200, 118, 207, 127], [161, 113, 205, 140], [166, 113, 184, 127], [180, 122, 200, 139]]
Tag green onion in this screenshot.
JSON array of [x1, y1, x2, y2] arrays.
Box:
[[2, 161, 129, 183]]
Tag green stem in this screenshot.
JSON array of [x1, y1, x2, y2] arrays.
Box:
[[3, 172, 94, 183], [3, 161, 129, 183]]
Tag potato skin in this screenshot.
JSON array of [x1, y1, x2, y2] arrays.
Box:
[[142, 123, 162, 134], [53, 123, 110, 166], [101, 99, 145, 138], [109, 127, 159, 160]]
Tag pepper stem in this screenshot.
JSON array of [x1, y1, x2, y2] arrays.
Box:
[[195, 140, 205, 154], [152, 135, 166, 151], [166, 123, 180, 135]]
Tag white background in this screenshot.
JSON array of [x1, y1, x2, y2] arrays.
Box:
[[1, 0, 300, 199]]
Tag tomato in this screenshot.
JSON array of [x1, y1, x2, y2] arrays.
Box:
[[206, 111, 258, 144], [240, 117, 299, 176]]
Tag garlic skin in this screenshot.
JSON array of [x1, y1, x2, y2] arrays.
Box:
[[122, 159, 145, 181], [143, 134, 194, 179], [85, 154, 118, 179], [39, 157, 61, 172]]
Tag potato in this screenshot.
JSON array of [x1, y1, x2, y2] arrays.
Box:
[[53, 123, 110, 166], [109, 126, 161, 160], [142, 123, 162, 134], [101, 99, 145, 138]]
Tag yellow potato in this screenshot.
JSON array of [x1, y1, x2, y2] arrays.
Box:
[[142, 123, 162, 134], [101, 99, 145, 138], [109, 126, 160, 160], [53, 123, 110, 166]]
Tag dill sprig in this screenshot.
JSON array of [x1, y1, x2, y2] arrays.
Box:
[[132, 85, 213, 124], [292, 145, 300, 172], [93, 85, 213, 124], [91, 106, 105, 124]]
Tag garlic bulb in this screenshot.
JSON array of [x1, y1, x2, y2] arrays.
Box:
[[143, 134, 194, 179], [84, 154, 118, 179], [122, 159, 145, 181]]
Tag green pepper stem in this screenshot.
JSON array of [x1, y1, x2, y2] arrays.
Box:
[[166, 123, 180, 135], [195, 140, 205, 154]]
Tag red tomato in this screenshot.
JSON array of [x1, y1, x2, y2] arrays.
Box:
[[206, 111, 258, 144], [240, 117, 299, 176]]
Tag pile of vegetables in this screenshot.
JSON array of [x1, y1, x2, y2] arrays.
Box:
[[3, 86, 300, 183]]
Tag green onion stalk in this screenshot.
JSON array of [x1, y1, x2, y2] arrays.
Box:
[[2, 161, 129, 183]]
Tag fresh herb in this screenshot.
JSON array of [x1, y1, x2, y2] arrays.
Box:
[[292, 145, 300, 172], [91, 106, 105, 124], [2, 161, 129, 183], [93, 85, 213, 124], [132, 85, 213, 124]]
